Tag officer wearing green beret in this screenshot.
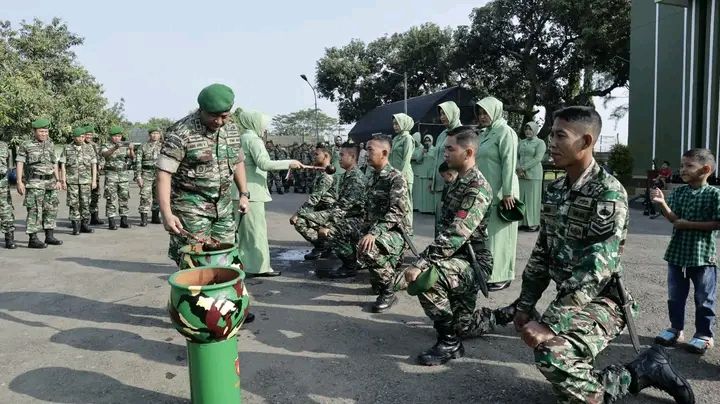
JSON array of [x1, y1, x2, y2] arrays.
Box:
[[15, 118, 63, 248], [156, 83, 251, 265], [135, 128, 163, 226], [60, 126, 97, 235], [101, 125, 135, 230]]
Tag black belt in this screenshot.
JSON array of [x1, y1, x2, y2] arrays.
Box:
[[31, 174, 54, 180], [142, 165, 156, 169]]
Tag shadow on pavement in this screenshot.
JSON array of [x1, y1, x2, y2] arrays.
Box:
[[9, 367, 188, 404], [56, 257, 176, 274], [0, 291, 169, 329]]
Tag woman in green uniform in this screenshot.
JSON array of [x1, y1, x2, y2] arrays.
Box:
[[516, 121, 546, 232], [236, 111, 301, 276], [430, 102, 461, 228], [475, 96, 519, 291], [410, 132, 423, 212], [390, 113, 416, 226]]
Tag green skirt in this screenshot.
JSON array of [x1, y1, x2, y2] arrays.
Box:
[[236, 201, 271, 274], [519, 178, 543, 227]]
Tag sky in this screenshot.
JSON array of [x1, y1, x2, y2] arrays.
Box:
[[4, 0, 628, 143]]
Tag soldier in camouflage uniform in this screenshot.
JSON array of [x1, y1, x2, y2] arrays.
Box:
[[135, 128, 163, 226], [402, 127, 518, 366], [60, 126, 97, 235], [101, 126, 134, 230], [265, 141, 284, 194], [314, 142, 366, 273], [330, 136, 411, 313], [85, 129, 105, 225], [156, 83, 250, 265], [512, 107, 693, 404], [15, 118, 63, 248], [290, 144, 336, 259], [0, 139, 16, 249], [290, 143, 306, 193], [275, 144, 290, 192]]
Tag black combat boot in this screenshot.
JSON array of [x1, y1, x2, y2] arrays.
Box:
[[120, 215, 131, 228], [139, 213, 148, 227], [327, 258, 358, 279], [28, 233, 46, 249], [277, 188, 284, 195], [108, 217, 117, 230], [44, 229, 63, 245], [418, 322, 465, 366], [151, 209, 161, 224], [71, 220, 80, 235], [80, 219, 94, 233], [372, 286, 397, 313], [304, 246, 324, 261], [5, 231, 16, 249], [493, 299, 542, 326], [626, 344, 694, 404], [90, 212, 104, 225]]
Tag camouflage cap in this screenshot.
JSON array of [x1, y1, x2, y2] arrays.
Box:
[[31, 118, 50, 129], [197, 83, 234, 113], [109, 125, 124, 136]]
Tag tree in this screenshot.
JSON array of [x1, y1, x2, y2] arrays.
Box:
[[316, 23, 455, 124], [0, 18, 124, 145], [271, 109, 339, 141], [131, 117, 176, 132]]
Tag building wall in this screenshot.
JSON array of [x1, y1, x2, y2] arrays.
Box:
[[629, 0, 720, 175]]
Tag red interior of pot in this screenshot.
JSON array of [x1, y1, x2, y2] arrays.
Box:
[[174, 267, 239, 286]]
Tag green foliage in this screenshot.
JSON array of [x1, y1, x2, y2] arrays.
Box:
[[131, 117, 176, 133], [271, 108, 339, 140], [315, 0, 630, 129], [0, 18, 124, 145], [607, 143, 633, 185]]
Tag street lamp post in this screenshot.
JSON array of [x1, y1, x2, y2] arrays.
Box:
[[300, 74, 320, 144]]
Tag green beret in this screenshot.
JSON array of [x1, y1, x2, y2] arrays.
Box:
[[407, 268, 440, 296], [31, 118, 50, 129], [72, 127, 86, 137], [197, 83, 234, 113], [84, 124, 95, 134], [497, 198, 526, 222], [148, 127, 162, 134], [109, 125, 124, 136]]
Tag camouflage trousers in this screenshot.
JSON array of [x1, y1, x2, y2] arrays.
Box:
[[168, 205, 236, 266], [24, 187, 58, 234], [66, 183, 92, 221], [138, 169, 158, 213], [294, 210, 334, 246], [417, 255, 501, 337], [90, 177, 101, 214], [267, 171, 285, 192], [293, 171, 307, 191], [104, 179, 129, 218], [330, 217, 406, 289], [534, 297, 632, 403], [0, 183, 15, 233]]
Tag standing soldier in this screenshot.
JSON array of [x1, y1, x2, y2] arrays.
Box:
[[330, 135, 345, 176], [60, 126, 97, 235], [101, 126, 134, 230], [0, 138, 16, 249], [302, 143, 315, 193], [330, 135, 411, 312], [265, 140, 283, 194], [275, 143, 290, 193], [512, 107, 693, 403], [157, 83, 250, 265], [135, 128, 163, 226], [85, 128, 104, 225], [15, 118, 63, 248]]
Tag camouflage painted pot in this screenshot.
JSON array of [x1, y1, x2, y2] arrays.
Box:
[[168, 266, 250, 344], [179, 243, 243, 271]]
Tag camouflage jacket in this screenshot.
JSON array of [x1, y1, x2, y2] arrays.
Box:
[[297, 170, 336, 216], [60, 143, 96, 185], [0, 141, 10, 187], [517, 160, 629, 335], [266, 147, 277, 160], [16, 138, 57, 189], [328, 165, 366, 221], [275, 146, 289, 160], [301, 148, 313, 165], [101, 143, 133, 172], [156, 112, 244, 212], [364, 163, 412, 237], [87, 141, 104, 171], [135, 141, 162, 173], [416, 167, 492, 271]]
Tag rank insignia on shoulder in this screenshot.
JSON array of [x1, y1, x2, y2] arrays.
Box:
[[595, 201, 615, 220]]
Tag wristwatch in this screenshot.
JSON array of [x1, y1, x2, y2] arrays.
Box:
[[239, 191, 250, 199]]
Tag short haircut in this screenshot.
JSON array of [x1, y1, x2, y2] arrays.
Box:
[[265, 140, 274, 145], [663, 160, 671, 166], [315, 143, 330, 155], [447, 126, 478, 149], [340, 141, 359, 159], [369, 134, 392, 151], [438, 161, 455, 174], [553, 106, 602, 137], [683, 148, 716, 169]]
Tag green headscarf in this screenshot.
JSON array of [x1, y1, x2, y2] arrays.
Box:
[[237, 110, 271, 137], [476, 96, 506, 129], [423, 134, 434, 144], [392, 113, 415, 134], [412, 132, 421, 146], [524, 121, 540, 137], [438, 101, 461, 130]]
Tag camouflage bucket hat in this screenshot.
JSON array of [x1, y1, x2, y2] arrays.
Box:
[[497, 199, 525, 222]]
